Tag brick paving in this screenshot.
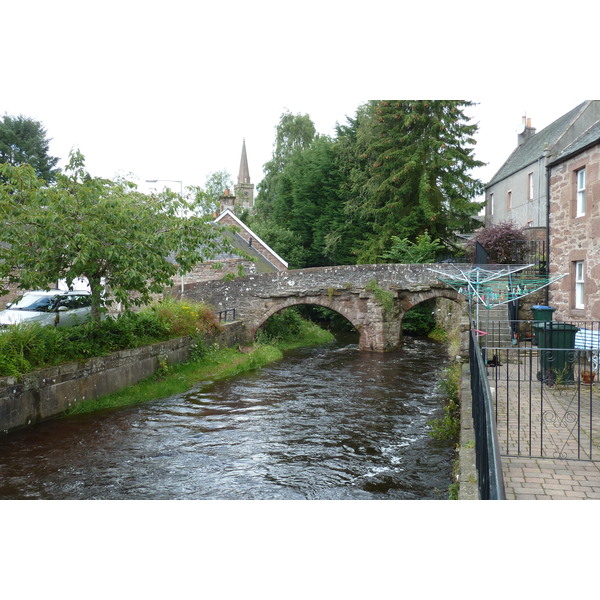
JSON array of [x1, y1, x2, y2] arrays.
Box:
[[485, 347, 600, 500], [502, 455, 600, 500], [494, 369, 600, 499]]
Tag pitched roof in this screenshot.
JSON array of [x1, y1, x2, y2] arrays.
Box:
[[214, 209, 288, 269], [549, 119, 600, 166], [486, 102, 588, 187]]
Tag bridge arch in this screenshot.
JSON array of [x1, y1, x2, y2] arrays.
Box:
[[249, 294, 366, 346], [180, 263, 470, 352]]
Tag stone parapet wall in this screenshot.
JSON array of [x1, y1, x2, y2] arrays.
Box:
[[179, 258, 257, 286], [0, 322, 248, 435]]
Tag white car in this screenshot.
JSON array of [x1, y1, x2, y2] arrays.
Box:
[[0, 290, 93, 330]]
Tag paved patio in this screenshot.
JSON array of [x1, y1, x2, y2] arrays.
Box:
[[502, 455, 600, 500], [491, 349, 600, 499]]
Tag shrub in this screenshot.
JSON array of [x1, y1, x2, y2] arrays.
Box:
[[465, 221, 527, 264], [149, 298, 221, 337], [381, 232, 444, 264], [0, 299, 221, 378], [257, 307, 305, 342]]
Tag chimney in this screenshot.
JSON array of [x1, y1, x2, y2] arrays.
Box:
[[518, 116, 536, 146]]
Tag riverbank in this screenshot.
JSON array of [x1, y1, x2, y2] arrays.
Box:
[[65, 326, 335, 417], [0, 309, 334, 434]]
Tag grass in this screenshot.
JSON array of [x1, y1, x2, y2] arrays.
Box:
[[64, 344, 283, 416], [64, 309, 335, 416], [428, 362, 461, 442]]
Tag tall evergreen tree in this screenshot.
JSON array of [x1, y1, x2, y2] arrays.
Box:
[[344, 101, 484, 262], [270, 136, 350, 267], [253, 111, 316, 220], [0, 114, 60, 182]]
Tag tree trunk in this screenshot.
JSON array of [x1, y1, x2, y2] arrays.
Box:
[[88, 276, 104, 324]]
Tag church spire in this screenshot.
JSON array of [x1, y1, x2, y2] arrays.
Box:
[[237, 139, 251, 185], [234, 139, 255, 213]]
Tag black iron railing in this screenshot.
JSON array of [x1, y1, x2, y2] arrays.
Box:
[[217, 308, 236, 323], [481, 319, 600, 461], [469, 323, 506, 499], [508, 239, 547, 275]]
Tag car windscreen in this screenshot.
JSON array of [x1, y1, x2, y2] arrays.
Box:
[[10, 294, 60, 312]]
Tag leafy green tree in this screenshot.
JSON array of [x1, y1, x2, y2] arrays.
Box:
[[0, 151, 229, 321], [344, 101, 484, 262], [253, 111, 316, 219], [381, 231, 444, 263], [270, 136, 348, 267], [0, 114, 60, 182]]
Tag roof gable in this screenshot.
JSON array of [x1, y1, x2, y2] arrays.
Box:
[[549, 119, 600, 166], [214, 209, 288, 269], [486, 102, 588, 187]]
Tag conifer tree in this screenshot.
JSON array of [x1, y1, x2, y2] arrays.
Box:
[[0, 115, 59, 182], [345, 101, 484, 262]]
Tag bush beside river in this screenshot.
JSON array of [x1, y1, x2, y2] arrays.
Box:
[[0, 299, 221, 378]]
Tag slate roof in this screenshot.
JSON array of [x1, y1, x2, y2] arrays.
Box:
[[166, 226, 280, 274], [549, 119, 600, 166], [486, 102, 588, 187]]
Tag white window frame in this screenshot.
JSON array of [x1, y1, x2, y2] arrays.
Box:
[[576, 168, 586, 217], [489, 193, 494, 216], [528, 172, 534, 201], [507, 190, 512, 211], [575, 261, 585, 309]]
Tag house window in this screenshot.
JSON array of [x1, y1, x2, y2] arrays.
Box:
[[576, 168, 586, 217], [575, 261, 585, 309], [507, 190, 512, 210], [528, 173, 534, 201], [489, 193, 494, 216]]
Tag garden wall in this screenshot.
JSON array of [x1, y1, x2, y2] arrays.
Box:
[[0, 321, 248, 434]]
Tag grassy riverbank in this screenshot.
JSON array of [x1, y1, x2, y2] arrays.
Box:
[[65, 313, 335, 416]]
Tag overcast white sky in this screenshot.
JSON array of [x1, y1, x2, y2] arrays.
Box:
[[4, 0, 599, 586], [3, 1, 596, 198]]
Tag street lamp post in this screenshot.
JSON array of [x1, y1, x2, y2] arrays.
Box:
[[145, 179, 183, 195]]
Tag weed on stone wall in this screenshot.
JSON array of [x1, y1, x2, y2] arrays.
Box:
[[429, 362, 461, 443], [365, 279, 394, 313]]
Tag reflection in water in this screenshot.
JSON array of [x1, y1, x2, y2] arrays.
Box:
[[0, 336, 454, 499]]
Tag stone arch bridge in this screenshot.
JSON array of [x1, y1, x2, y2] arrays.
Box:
[[182, 263, 468, 352]]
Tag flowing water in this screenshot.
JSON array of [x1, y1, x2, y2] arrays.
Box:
[[0, 335, 455, 500]]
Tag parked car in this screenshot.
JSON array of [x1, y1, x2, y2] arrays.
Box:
[[0, 290, 93, 330]]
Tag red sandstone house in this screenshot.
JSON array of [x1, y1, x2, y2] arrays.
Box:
[[547, 120, 600, 321], [483, 101, 600, 320]]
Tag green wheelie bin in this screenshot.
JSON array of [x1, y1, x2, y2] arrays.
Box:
[[533, 322, 580, 383], [531, 305, 556, 345]]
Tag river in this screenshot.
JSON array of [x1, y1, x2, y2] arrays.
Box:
[[0, 335, 455, 500]]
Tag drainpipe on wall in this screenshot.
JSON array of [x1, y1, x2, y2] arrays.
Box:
[[545, 162, 551, 305]]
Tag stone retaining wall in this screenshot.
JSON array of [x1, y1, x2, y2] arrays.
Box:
[[0, 321, 248, 435]]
